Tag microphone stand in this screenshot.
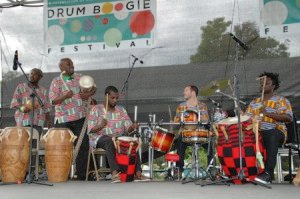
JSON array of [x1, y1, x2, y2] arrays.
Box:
[[120, 56, 139, 110], [0, 61, 52, 186], [200, 36, 271, 189]]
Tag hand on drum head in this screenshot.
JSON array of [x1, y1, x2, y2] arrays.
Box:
[[130, 122, 139, 131], [79, 86, 96, 100]]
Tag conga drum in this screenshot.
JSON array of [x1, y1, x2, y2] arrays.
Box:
[[182, 109, 198, 130], [42, 128, 77, 182], [215, 116, 265, 184], [0, 127, 30, 183], [181, 127, 209, 143], [113, 136, 140, 182]]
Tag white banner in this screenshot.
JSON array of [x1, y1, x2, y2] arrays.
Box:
[[260, 0, 300, 36], [44, 0, 156, 54]]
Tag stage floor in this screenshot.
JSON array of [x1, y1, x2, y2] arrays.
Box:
[[0, 181, 299, 199]]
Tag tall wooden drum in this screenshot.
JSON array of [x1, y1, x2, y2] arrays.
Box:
[[42, 128, 76, 182], [0, 127, 30, 183]]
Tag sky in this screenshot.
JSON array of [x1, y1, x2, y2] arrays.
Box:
[[0, 0, 299, 74]]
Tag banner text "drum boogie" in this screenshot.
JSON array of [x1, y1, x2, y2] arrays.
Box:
[[48, 0, 151, 19]]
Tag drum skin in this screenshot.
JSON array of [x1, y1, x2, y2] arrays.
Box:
[[43, 128, 76, 183], [0, 127, 30, 183]]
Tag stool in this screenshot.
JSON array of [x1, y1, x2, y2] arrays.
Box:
[[165, 153, 180, 181], [85, 147, 111, 181], [275, 147, 298, 183]]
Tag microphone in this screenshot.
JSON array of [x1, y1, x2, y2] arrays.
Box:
[[131, 54, 144, 64], [207, 97, 221, 108], [13, 50, 19, 70], [229, 33, 249, 51]]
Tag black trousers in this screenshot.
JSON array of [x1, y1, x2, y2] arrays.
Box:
[[55, 118, 89, 179], [176, 135, 214, 172], [261, 129, 285, 177], [96, 135, 142, 173]]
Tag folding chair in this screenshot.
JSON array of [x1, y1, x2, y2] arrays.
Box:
[[85, 146, 111, 181]]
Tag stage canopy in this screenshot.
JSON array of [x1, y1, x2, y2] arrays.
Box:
[[1, 0, 300, 124]]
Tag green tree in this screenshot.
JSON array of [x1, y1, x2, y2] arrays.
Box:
[[190, 17, 289, 63], [2, 71, 21, 82]]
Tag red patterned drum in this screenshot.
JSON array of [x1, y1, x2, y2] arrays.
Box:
[[113, 136, 139, 182], [0, 127, 30, 183], [151, 127, 175, 153], [215, 116, 265, 184]]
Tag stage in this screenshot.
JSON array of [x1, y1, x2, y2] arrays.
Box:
[[0, 181, 299, 199]]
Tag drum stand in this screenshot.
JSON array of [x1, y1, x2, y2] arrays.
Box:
[[148, 114, 156, 180], [182, 142, 208, 184], [0, 60, 52, 186]]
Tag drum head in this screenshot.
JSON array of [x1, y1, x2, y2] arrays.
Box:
[[155, 126, 168, 133], [79, 75, 95, 90], [217, 115, 250, 125], [117, 136, 138, 142]]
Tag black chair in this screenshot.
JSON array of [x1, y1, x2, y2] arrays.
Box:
[[284, 114, 300, 183]]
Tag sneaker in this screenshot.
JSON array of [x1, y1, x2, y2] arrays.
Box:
[[111, 172, 121, 183], [254, 172, 271, 184], [134, 171, 150, 182]]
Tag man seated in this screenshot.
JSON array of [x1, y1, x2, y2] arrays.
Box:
[[88, 86, 145, 183], [246, 72, 293, 184], [173, 85, 212, 179]]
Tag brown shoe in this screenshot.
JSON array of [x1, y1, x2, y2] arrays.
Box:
[[134, 171, 150, 182], [111, 172, 121, 183]]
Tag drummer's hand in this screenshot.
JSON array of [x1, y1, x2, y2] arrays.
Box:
[[128, 122, 139, 133], [79, 91, 90, 101], [100, 118, 108, 128], [132, 122, 139, 130], [80, 86, 96, 100], [47, 120, 53, 129], [65, 90, 74, 99], [20, 105, 31, 113], [259, 106, 267, 117]]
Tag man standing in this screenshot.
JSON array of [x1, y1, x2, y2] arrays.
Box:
[[174, 85, 210, 179], [11, 68, 52, 134], [49, 58, 96, 180], [88, 86, 144, 183], [246, 72, 293, 184]]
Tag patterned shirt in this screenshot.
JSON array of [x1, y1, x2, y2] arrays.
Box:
[[246, 95, 293, 138], [49, 73, 85, 123], [10, 83, 51, 127], [174, 101, 209, 123], [88, 104, 132, 148]]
